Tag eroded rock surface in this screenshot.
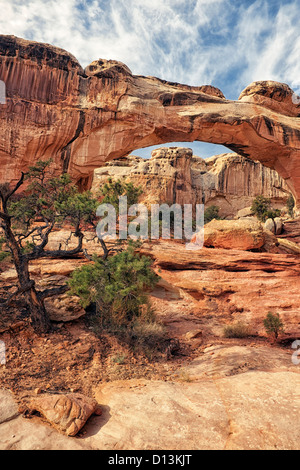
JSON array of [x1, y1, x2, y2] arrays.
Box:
[[1, 35, 300, 205], [28, 393, 101, 436], [92, 148, 289, 218], [1, 344, 299, 450], [140, 240, 300, 336], [202, 218, 265, 250]]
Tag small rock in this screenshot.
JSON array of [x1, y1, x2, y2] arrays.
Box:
[[185, 330, 203, 341]]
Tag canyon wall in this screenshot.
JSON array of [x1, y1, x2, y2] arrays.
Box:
[[0, 35, 300, 203], [92, 148, 289, 218]]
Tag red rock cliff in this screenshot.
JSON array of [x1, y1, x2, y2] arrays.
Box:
[[1, 35, 300, 204]]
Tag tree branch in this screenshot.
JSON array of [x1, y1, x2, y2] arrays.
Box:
[[0, 280, 35, 307], [26, 229, 84, 260], [39, 284, 69, 301], [5, 172, 25, 202]]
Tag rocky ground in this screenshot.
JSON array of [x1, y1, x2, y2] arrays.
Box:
[[0, 219, 299, 450]]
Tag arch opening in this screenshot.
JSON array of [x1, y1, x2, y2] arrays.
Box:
[[91, 142, 291, 221]]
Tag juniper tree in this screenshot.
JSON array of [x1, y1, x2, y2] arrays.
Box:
[[0, 160, 98, 332], [251, 195, 281, 222], [97, 178, 143, 258], [68, 244, 159, 332]]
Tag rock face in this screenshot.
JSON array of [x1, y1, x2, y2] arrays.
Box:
[[1, 35, 300, 205], [89, 365, 300, 450], [139, 240, 300, 336], [92, 148, 289, 218]]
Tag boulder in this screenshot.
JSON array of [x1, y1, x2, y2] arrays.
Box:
[[235, 206, 254, 219], [44, 294, 86, 323], [274, 217, 284, 235], [202, 218, 265, 250], [264, 217, 283, 235], [28, 393, 101, 436], [0, 389, 19, 424]]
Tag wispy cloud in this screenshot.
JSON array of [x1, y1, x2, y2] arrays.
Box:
[[1, 0, 300, 99]]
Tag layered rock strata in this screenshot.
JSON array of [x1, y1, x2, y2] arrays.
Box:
[[92, 148, 289, 218], [1, 35, 300, 204]]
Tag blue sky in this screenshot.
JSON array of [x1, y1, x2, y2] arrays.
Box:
[[1, 0, 300, 159]]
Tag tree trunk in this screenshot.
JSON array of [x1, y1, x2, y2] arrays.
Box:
[[1, 217, 51, 333], [24, 285, 51, 333], [15, 254, 51, 333]]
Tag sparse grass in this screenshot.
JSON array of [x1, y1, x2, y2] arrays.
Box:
[[86, 305, 168, 359], [131, 319, 167, 357], [111, 353, 127, 364], [223, 321, 251, 338], [177, 369, 193, 383]]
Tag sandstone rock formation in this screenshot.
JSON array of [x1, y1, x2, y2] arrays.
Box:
[[139, 240, 300, 336], [264, 217, 283, 235], [92, 148, 289, 218], [0, 389, 87, 450], [1, 35, 300, 205], [28, 393, 101, 436], [202, 218, 265, 250], [1, 345, 299, 450]]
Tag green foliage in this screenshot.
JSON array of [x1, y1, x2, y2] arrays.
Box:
[[68, 246, 159, 331], [0, 251, 10, 262], [204, 205, 220, 224], [0, 159, 101, 332], [223, 321, 251, 338], [286, 193, 295, 217], [0, 236, 11, 263], [263, 312, 285, 340], [251, 195, 270, 221], [99, 178, 143, 215], [264, 209, 281, 220], [8, 160, 98, 238], [251, 196, 281, 222]]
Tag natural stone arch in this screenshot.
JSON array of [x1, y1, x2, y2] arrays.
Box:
[[0, 35, 300, 206]]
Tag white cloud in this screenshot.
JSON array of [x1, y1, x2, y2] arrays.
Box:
[[0, 0, 300, 99]]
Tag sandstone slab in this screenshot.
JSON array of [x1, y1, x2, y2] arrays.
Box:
[[82, 365, 300, 450], [0, 415, 87, 450], [0, 345, 299, 450], [140, 241, 300, 335]]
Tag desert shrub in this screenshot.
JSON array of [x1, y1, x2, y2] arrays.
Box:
[[204, 205, 220, 224], [0, 251, 10, 262], [223, 321, 251, 338], [99, 178, 143, 215], [286, 194, 295, 217], [0, 160, 99, 332], [251, 196, 281, 222], [69, 245, 159, 331], [263, 312, 284, 340]]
